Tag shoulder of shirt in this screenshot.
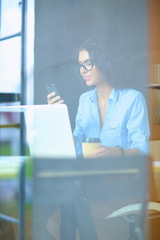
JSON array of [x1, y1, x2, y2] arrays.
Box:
[[79, 88, 144, 103], [118, 88, 144, 101]]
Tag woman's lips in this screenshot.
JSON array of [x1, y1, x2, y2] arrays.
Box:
[[83, 75, 91, 81]]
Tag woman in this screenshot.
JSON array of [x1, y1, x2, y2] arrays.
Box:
[[47, 39, 150, 158]]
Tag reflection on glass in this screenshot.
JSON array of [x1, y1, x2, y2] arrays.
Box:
[[0, 111, 20, 156], [0, 37, 21, 92], [0, 156, 33, 240], [33, 157, 148, 240]]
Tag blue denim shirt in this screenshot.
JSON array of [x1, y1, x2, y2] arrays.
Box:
[[73, 88, 150, 157]]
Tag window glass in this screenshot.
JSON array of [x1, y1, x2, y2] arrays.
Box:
[[0, 0, 21, 37], [0, 37, 21, 92]]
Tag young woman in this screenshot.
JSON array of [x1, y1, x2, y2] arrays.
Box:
[[47, 39, 150, 158]]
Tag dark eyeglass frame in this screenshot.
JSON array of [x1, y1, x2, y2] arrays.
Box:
[[79, 59, 94, 71]]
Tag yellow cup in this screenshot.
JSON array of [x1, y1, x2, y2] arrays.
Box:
[[82, 138, 101, 158]]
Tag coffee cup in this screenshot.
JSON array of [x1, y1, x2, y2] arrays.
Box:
[[82, 138, 101, 158]]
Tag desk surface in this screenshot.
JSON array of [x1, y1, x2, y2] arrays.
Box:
[[37, 168, 139, 178], [0, 104, 66, 112]]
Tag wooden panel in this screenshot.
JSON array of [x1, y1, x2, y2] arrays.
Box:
[[149, 0, 160, 140]]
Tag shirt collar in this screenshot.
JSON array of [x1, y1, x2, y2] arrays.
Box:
[[90, 88, 119, 102], [90, 88, 97, 102], [108, 88, 119, 102]]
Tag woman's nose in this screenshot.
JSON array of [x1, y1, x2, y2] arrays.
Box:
[[80, 66, 87, 74]]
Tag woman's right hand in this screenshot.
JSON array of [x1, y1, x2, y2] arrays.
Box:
[[47, 92, 64, 105]]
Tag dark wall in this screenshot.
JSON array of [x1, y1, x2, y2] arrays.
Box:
[[34, 0, 149, 129]]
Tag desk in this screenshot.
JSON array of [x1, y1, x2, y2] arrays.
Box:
[[33, 156, 148, 240]]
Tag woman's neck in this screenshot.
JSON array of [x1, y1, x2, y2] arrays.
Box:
[[96, 82, 113, 103], [96, 82, 113, 128]]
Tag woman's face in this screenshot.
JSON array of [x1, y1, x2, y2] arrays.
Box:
[[78, 49, 102, 86]]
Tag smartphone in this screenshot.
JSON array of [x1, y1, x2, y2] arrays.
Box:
[[46, 83, 62, 104]]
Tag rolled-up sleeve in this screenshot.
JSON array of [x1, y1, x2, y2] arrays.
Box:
[[126, 92, 150, 155]]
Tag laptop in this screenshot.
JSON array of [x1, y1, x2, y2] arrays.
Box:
[[0, 104, 76, 158], [24, 104, 76, 159]]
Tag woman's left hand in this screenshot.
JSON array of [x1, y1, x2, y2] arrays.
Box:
[[93, 146, 122, 158]]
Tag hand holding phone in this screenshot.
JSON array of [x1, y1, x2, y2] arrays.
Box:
[[46, 83, 64, 104]]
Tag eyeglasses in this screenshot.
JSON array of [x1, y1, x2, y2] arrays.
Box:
[[79, 59, 94, 71]]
